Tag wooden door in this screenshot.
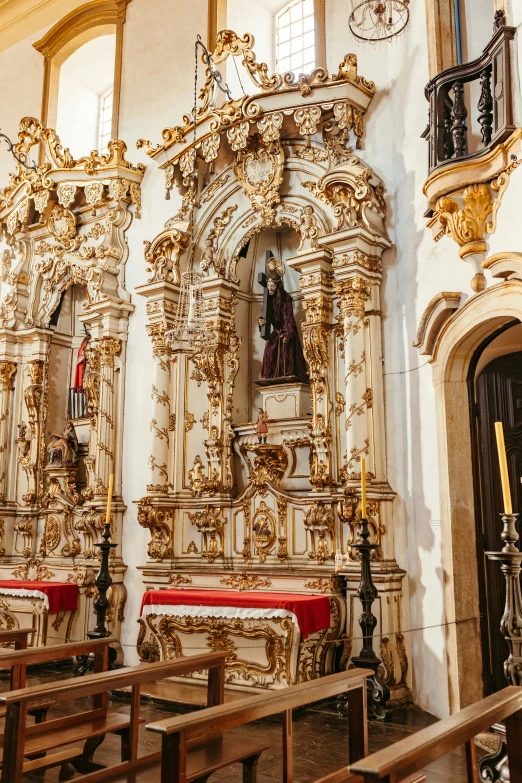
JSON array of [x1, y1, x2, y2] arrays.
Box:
[[474, 352, 522, 694]]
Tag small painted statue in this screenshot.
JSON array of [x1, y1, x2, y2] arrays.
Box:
[[47, 421, 79, 466], [254, 408, 269, 444]]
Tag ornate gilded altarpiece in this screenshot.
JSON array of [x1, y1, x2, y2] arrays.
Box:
[[0, 119, 143, 646], [136, 32, 410, 700]]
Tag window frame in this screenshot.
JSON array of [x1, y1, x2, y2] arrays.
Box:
[[33, 0, 131, 159], [98, 86, 114, 152], [274, 0, 325, 75]]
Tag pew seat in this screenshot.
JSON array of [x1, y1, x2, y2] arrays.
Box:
[[76, 735, 270, 783]]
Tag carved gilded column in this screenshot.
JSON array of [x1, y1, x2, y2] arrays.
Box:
[[335, 276, 372, 482], [0, 361, 16, 502], [94, 337, 121, 494], [147, 324, 172, 494], [288, 248, 334, 490], [191, 278, 240, 497]]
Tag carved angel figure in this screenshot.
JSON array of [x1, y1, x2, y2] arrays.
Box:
[[189, 455, 205, 497], [47, 421, 79, 466], [298, 205, 319, 253], [200, 237, 217, 277]]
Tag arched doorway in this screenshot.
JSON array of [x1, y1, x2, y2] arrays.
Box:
[[425, 279, 522, 710], [469, 322, 522, 694]]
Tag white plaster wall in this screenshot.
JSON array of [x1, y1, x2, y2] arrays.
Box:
[[0, 0, 521, 718], [117, 0, 209, 665]]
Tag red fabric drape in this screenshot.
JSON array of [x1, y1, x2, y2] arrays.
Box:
[[140, 588, 330, 639], [0, 581, 78, 614]]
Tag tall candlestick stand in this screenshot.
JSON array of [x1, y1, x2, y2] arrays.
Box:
[[75, 519, 117, 675], [350, 516, 392, 721], [478, 512, 522, 782]]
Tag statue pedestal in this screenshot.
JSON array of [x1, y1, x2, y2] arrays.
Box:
[[257, 382, 311, 420]]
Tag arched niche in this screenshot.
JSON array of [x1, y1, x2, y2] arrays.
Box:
[[428, 279, 522, 711]]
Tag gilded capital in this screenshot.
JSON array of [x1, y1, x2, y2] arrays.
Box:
[[97, 337, 121, 368], [146, 323, 171, 357], [335, 276, 371, 318], [302, 295, 333, 325], [27, 359, 44, 386], [0, 361, 16, 391]]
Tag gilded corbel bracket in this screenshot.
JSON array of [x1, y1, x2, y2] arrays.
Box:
[[424, 128, 522, 292]]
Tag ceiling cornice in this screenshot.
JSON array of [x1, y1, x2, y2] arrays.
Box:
[[0, 0, 85, 53]]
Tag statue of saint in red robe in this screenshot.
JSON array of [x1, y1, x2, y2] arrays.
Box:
[[258, 274, 308, 383], [74, 333, 91, 389]]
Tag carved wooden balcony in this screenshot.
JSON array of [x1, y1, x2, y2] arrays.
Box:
[[423, 13, 516, 177]]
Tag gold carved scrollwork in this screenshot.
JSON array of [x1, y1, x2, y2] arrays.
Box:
[[12, 556, 54, 580], [97, 337, 121, 368], [188, 505, 226, 563], [304, 502, 335, 564], [239, 443, 288, 495], [0, 361, 16, 391], [220, 573, 272, 591], [137, 501, 173, 561], [144, 227, 189, 285], [338, 494, 384, 560], [168, 574, 192, 587], [233, 134, 284, 223], [152, 612, 294, 686]]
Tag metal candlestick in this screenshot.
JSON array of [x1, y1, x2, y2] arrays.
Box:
[[75, 519, 117, 675], [89, 520, 117, 640], [478, 512, 522, 782], [350, 516, 392, 720]]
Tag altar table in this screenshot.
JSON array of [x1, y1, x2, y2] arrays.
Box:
[[0, 581, 78, 646], [138, 588, 340, 691], [140, 589, 330, 639]]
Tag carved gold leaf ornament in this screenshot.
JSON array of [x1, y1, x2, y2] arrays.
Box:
[[294, 106, 322, 137], [257, 112, 283, 143], [220, 573, 272, 591]]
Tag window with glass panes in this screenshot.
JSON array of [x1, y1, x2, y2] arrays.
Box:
[[98, 87, 113, 152], [275, 0, 315, 75]]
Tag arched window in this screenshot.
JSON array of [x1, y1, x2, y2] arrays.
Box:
[[33, 0, 131, 157], [56, 35, 116, 157], [275, 0, 319, 74]]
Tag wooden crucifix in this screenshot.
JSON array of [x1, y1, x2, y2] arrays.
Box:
[[258, 250, 275, 341]]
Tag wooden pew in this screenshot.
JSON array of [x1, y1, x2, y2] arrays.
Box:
[[0, 650, 248, 783], [146, 668, 373, 783], [349, 685, 522, 783], [0, 627, 35, 653]]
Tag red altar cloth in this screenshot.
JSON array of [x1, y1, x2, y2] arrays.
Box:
[[140, 589, 330, 639], [0, 581, 78, 615]]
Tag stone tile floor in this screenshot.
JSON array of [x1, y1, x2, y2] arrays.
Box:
[[0, 665, 484, 782]]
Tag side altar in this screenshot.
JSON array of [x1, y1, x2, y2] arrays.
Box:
[[0, 121, 143, 647], [136, 32, 410, 701]]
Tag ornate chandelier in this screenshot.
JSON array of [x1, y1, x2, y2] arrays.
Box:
[[165, 34, 231, 351], [164, 269, 209, 350], [348, 0, 410, 43]]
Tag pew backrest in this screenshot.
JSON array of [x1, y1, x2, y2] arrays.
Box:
[[0, 650, 228, 783], [349, 686, 522, 783], [0, 636, 114, 691], [147, 667, 372, 783]]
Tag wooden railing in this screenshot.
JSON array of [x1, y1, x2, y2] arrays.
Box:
[[349, 686, 522, 783], [423, 12, 516, 174]]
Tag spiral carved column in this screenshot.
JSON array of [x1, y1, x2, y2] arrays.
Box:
[[146, 324, 172, 494], [95, 338, 121, 495], [336, 277, 372, 483], [0, 362, 16, 503]]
